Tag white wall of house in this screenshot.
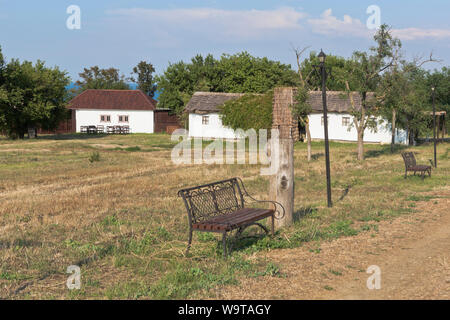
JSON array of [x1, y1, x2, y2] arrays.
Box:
[[189, 113, 238, 139], [75, 109, 154, 133], [188, 111, 408, 144], [308, 113, 408, 144]]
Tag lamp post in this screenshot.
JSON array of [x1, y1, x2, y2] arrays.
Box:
[[432, 86, 437, 168], [315, 50, 332, 208]]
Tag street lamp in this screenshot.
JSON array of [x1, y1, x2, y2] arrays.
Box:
[[318, 50, 326, 64], [314, 50, 332, 207], [432, 86, 437, 168]]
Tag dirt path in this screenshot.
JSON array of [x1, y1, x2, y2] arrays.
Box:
[[216, 188, 450, 300]]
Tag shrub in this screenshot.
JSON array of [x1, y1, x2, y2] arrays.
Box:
[[88, 151, 100, 163], [219, 91, 273, 132]]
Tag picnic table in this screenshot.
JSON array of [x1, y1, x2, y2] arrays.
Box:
[[81, 125, 130, 134]]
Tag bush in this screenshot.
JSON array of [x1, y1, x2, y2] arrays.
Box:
[[219, 91, 273, 132], [88, 151, 100, 163]]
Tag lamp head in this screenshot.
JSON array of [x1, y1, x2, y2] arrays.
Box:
[[318, 50, 326, 64]]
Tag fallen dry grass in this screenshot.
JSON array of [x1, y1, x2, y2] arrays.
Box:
[[0, 133, 448, 299]]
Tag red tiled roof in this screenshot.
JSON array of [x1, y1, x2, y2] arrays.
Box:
[[68, 89, 157, 110]]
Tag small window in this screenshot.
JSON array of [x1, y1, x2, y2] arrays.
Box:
[[118, 115, 129, 123], [202, 116, 209, 125], [100, 115, 111, 122], [342, 117, 350, 126], [321, 116, 329, 126]]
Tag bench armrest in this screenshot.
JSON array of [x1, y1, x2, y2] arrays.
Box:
[[237, 177, 285, 220]]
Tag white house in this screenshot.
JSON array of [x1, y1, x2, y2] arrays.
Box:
[[185, 92, 244, 139], [68, 89, 157, 133], [306, 91, 408, 144], [185, 91, 408, 144]]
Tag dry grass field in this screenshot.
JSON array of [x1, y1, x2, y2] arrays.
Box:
[[0, 133, 448, 299]]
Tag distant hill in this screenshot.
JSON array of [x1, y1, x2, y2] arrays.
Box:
[[66, 83, 160, 101]]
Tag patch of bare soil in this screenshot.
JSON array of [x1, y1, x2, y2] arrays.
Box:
[[216, 188, 450, 300]]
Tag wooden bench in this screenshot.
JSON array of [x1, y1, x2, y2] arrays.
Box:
[[401, 152, 432, 179], [178, 177, 284, 257]]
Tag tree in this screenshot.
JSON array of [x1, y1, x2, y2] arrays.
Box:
[[341, 24, 401, 160], [215, 52, 297, 93], [426, 67, 450, 135], [74, 66, 130, 93], [292, 46, 313, 161], [378, 57, 439, 150], [0, 46, 4, 83], [0, 58, 70, 139], [156, 52, 298, 116], [129, 61, 157, 97], [156, 54, 219, 116], [291, 48, 349, 161]]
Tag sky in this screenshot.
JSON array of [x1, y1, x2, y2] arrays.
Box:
[[1, 0, 449, 81]]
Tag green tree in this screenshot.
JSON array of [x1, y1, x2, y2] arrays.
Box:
[[215, 52, 297, 93], [426, 67, 450, 135], [156, 54, 219, 116], [296, 51, 349, 91], [0, 58, 70, 139], [74, 66, 130, 93], [378, 59, 438, 149], [129, 61, 157, 97], [0, 46, 4, 83], [156, 52, 298, 116], [341, 24, 401, 160], [291, 47, 349, 161]]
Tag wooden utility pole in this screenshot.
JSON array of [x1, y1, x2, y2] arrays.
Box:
[[270, 88, 295, 229]]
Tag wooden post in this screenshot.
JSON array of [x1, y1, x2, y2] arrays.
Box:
[[270, 88, 295, 229]]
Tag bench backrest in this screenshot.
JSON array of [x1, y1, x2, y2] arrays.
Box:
[[401, 152, 416, 168], [178, 178, 245, 224]]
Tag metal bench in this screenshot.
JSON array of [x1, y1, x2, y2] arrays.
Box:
[[178, 177, 284, 257], [401, 152, 432, 179]]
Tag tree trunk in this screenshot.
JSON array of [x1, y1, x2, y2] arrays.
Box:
[[357, 128, 364, 161], [305, 119, 311, 162], [391, 109, 396, 153], [269, 138, 294, 230]]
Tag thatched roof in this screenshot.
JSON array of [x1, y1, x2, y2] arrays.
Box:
[[185, 90, 373, 114], [185, 92, 245, 113], [307, 91, 372, 113]]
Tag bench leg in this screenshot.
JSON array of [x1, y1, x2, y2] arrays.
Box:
[[222, 233, 227, 258], [271, 215, 275, 237], [185, 229, 193, 256]]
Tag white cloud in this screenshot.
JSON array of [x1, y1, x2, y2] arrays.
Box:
[[108, 7, 306, 41], [306, 9, 450, 42], [307, 9, 371, 38], [392, 28, 450, 40]]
